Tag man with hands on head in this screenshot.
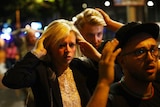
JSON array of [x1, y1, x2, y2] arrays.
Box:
[[74, 8, 124, 93], [74, 8, 123, 54], [87, 22, 160, 107]]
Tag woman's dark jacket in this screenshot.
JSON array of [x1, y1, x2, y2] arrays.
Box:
[[2, 52, 98, 107]]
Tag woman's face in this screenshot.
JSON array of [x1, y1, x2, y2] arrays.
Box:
[[50, 31, 76, 66]]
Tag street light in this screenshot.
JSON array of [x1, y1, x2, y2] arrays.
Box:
[[147, 1, 154, 7], [104, 1, 111, 7]]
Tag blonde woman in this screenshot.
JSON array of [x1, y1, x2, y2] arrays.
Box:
[[2, 19, 100, 107]]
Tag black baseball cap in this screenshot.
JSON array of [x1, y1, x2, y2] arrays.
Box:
[[115, 22, 159, 49]]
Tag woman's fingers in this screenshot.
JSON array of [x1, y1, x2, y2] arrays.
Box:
[[31, 34, 47, 58]]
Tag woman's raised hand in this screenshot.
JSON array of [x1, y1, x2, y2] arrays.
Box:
[[31, 35, 47, 58]]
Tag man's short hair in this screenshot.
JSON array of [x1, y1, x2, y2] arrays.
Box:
[[74, 8, 106, 30]]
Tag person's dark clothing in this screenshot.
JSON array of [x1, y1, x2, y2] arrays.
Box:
[[2, 52, 95, 107], [86, 40, 123, 94], [88, 40, 123, 93], [107, 81, 160, 107]]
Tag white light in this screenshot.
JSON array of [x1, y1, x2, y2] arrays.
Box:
[[25, 24, 31, 29], [0, 33, 11, 40], [82, 3, 87, 9], [147, 1, 154, 6], [72, 17, 77, 22], [158, 44, 160, 48], [35, 32, 41, 38], [6, 27, 12, 33], [2, 27, 12, 34], [31, 22, 42, 30], [44, 26, 48, 31], [104, 1, 110, 7]]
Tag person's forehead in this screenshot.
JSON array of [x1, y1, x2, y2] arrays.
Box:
[[61, 32, 76, 40], [124, 33, 157, 49], [82, 24, 104, 33], [83, 23, 104, 28]]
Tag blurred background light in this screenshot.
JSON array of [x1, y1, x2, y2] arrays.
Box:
[[72, 16, 77, 22], [0, 27, 12, 40], [147, 0, 154, 6], [82, 3, 87, 9], [104, 1, 111, 7], [31, 22, 42, 30]]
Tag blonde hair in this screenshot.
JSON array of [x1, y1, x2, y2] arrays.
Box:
[[74, 8, 106, 30], [42, 19, 82, 51]]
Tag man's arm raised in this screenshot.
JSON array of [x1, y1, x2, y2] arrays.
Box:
[[87, 39, 121, 107]]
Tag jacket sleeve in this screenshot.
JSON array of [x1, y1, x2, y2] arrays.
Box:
[[71, 58, 99, 94], [2, 52, 41, 89]]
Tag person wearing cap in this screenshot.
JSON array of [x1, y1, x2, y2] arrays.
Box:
[[87, 22, 160, 107]]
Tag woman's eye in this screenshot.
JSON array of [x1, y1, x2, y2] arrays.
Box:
[[59, 44, 66, 48], [69, 43, 75, 48], [59, 43, 75, 48]]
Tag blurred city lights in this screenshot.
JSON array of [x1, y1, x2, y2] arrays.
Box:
[[0, 33, 11, 40], [147, 1, 154, 6], [0, 27, 12, 40], [72, 16, 77, 22], [44, 26, 48, 31], [25, 24, 31, 29], [2, 27, 12, 33], [104, 1, 111, 7], [35, 32, 41, 38], [44, 0, 55, 2], [35, 0, 43, 3], [30, 22, 43, 38], [82, 3, 87, 9], [31, 22, 42, 30]]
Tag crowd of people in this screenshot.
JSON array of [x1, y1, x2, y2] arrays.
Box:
[[1, 7, 160, 107], [0, 27, 38, 106]]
